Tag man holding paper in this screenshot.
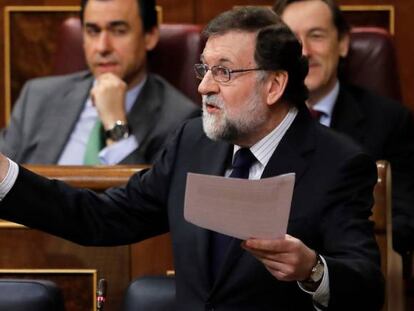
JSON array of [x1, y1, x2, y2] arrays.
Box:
[[0, 6, 383, 310]]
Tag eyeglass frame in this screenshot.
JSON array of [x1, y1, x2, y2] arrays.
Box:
[[194, 63, 264, 83]]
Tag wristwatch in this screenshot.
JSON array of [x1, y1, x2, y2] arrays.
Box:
[[304, 254, 324, 284], [105, 120, 130, 141]]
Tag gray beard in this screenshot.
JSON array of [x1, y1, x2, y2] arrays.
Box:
[[202, 109, 239, 142], [201, 89, 267, 143]]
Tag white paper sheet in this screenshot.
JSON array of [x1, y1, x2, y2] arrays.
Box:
[[184, 172, 295, 240]]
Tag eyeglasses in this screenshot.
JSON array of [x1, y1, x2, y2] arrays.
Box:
[[194, 63, 263, 83]]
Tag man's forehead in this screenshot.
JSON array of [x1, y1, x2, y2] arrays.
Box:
[[282, 0, 335, 30], [202, 31, 256, 61], [203, 31, 256, 57]]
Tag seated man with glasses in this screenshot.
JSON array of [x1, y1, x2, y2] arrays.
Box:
[[0, 6, 383, 310]]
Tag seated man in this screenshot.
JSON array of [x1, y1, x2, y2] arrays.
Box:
[[0, 0, 199, 165], [0, 7, 384, 310], [274, 0, 414, 254]]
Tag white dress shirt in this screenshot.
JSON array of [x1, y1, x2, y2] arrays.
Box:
[[311, 81, 340, 127]]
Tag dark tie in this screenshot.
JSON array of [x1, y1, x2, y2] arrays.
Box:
[[309, 108, 323, 120], [210, 148, 257, 280]]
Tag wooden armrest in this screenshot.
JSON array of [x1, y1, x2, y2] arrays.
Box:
[[22, 164, 149, 191]]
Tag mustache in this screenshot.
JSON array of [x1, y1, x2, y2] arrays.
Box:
[[93, 55, 118, 64], [202, 95, 224, 109], [307, 58, 319, 67]]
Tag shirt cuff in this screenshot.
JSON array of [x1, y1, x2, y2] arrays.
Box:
[[298, 255, 330, 310], [99, 135, 139, 164], [0, 158, 19, 201]]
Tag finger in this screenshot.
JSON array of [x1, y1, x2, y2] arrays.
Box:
[[244, 247, 290, 262], [270, 269, 290, 281], [258, 258, 296, 281], [244, 236, 287, 251]]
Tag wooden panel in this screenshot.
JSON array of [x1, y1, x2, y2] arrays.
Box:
[[4, 7, 79, 125], [131, 233, 174, 278], [0, 165, 174, 311], [341, 5, 394, 34], [158, 0, 195, 23], [0, 269, 96, 311]]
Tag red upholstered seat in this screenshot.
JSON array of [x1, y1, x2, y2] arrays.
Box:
[[343, 27, 401, 101]]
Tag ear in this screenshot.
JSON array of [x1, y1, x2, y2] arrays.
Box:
[[144, 26, 160, 52], [338, 33, 350, 58], [265, 71, 289, 106]]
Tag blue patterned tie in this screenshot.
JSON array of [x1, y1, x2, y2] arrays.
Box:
[[210, 148, 257, 280]]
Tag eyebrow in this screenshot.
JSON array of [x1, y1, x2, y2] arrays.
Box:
[[307, 27, 328, 34], [84, 20, 130, 29]]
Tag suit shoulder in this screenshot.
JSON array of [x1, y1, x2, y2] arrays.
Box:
[[23, 70, 92, 90], [315, 121, 369, 157], [147, 74, 199, 112], [344, 84, 410, 116], [176, 117, 207, 144]]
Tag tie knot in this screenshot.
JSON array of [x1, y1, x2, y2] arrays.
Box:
[[232, 148, 256, 170]]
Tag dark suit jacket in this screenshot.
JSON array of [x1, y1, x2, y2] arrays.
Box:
[[0, 105, 384, 310], [0, 71, 200, 164], [331, 84, 414, 253]]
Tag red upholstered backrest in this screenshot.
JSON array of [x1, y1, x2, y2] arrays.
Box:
[[52, 18, 204, 104], [342, 27, 401, 101], [52, 17, 86, 75]]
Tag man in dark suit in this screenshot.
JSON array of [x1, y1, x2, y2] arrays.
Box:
[[274, 0, 414, 254], [0, 0, 199, 165], [0, 7, 383, 310]]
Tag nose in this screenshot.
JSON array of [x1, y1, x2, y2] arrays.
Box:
[[198, 70, 219, 96], [301, 38, 310, 57], [96, 31, 112, 54]]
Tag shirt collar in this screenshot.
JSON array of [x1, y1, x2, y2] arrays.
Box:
[[233, 106, 298, 168], [312, 80, 340, 119]]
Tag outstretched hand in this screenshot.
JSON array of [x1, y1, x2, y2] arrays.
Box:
[[0, 153, 9, 182], [242, 234, 317, 282]]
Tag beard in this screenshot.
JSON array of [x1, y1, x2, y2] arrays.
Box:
[[202, 87, 267, 143]]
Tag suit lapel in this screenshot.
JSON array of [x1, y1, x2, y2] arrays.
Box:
[[34, 72, 93, 163], [189, 138, 233, 290], [331, 85, 365, 142], [127, 75, 161, 146], [261, 107, 314, 183]]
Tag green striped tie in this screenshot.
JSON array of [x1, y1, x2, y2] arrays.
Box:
[[83, 120, 105, 165]]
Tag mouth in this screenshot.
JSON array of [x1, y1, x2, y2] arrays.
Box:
[[308, 62, 320, 69], [204, 102, 221, 114], [96, 62, 118, 72]]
